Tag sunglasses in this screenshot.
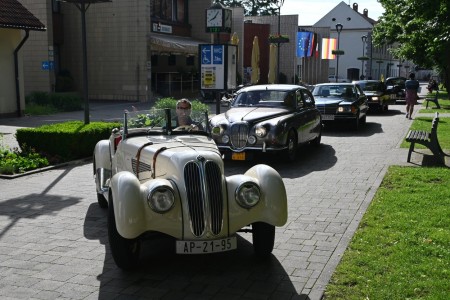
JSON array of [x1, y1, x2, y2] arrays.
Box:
[[177, 107, 191, 110]]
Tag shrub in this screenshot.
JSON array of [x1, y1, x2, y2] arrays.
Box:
[[15, 121, 120, 162], [0, 146, 49, 175], [154, 97, 209, 112]]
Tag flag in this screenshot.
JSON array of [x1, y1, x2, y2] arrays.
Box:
[[314, 34, 320, 58], [321, 38, 337, 59], [297, 31, 314, 57]]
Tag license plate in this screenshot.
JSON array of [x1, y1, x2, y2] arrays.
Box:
[[322, 114, 335, 121], [232, 152, 246, 160], [176, 237, 237, 254]]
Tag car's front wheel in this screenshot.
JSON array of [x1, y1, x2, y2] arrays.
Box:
[[285, 130, 298, 161], [97, 193, 108, 208], [108, 196, 141, 270], [252, 222, 275, 258]]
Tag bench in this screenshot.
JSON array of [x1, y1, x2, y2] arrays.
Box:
[[425, 90, 440, 109], [406, 112, 446, 165]]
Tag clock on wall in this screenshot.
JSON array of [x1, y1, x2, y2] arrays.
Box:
[[206, 9, 223, 28]]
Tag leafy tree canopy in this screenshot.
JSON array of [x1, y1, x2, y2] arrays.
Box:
[[373, 0, 450, 88], [217, 0, 279, 16]]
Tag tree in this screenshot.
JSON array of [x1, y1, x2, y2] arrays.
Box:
[[373, 0, 450, 91], [217, 0, 278, 16]]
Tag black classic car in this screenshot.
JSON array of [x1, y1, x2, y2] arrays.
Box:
[[209, 84, 322, 161], [385, 77, 407, 102], [352, 80, 396, 112], [312, 83, 369, 130]]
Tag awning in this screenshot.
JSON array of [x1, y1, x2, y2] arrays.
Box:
[[149, 33, 209, 55]]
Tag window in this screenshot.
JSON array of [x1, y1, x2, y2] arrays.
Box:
[[151, 0, 186, 23], [168, 55, 176, 66], [186, 56, 194, 66], [151, 55, 158, 66]]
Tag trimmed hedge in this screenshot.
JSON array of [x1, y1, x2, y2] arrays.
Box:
[[15, 121, 120, 162]]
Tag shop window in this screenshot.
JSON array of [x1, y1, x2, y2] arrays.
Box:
[[151, 55, 158, 66], [186, 56, 194, 66], [168, 55, 176, 66], [151, 0, 186, 23]]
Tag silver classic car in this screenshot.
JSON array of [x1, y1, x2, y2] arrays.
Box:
[[93, 108, 287, 269], [209, 84, 322, 162]]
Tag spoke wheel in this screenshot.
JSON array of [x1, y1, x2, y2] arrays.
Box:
[[285, 130, 298, 161]]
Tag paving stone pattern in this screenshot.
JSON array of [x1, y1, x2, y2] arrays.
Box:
[[0, 87, 444, 299]]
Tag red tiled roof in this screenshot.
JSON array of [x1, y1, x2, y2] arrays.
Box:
[[0, 0, 46, 31]]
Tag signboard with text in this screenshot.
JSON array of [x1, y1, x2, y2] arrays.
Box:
[[199, 44, 237, 91]]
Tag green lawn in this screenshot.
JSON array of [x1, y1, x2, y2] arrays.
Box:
[[324, 166, 450, 299]]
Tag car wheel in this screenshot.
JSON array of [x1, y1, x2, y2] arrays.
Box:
[[360, 114, 367, 125], [285, 130, 298, 161], [97, 193, 108, 209], [108, 196, 141, 270], [354, 113, 360, 131], [311, 125, 322, 147], [252, 222, 275, 258]]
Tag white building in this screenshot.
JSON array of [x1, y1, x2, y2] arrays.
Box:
[[314, 1, 398, 81]]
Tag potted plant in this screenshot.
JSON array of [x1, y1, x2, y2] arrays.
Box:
[[268, 34, 290, 43]]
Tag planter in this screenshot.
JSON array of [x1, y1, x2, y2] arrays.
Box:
[[357, 56, 370, 61], [268, 36, 290, 43], [332, 49, 345, 55]]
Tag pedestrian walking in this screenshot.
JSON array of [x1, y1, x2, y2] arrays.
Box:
[[405, 73, 419, 120]]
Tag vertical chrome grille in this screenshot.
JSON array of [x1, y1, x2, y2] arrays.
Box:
[[230, 123, 249, 149], [184, 160, 224, 237]]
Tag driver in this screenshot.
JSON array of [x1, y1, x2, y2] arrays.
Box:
[[173, 98, 203, 131], [175, 98, 193, 126]]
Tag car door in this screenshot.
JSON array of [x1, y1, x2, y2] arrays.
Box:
[[355, 85, 369, 116], [299, 89, 319, 142]]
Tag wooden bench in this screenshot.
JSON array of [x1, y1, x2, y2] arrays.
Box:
[[425, 90, 440, 109], [406, 112, 446, 165]]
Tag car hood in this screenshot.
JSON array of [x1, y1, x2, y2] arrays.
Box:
[[314, 96, 352, 105], [115, 135, 222, 180], [220, 107, 290, 123]]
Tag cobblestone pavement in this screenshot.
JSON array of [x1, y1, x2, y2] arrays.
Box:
[[0, 86, 447, 299]]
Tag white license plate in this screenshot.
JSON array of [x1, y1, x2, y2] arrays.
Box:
[[176, 237, 237, 254], [322, 114, 335, 120]]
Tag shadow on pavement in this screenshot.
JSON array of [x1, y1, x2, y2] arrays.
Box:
[[83, 203, 311, 299]]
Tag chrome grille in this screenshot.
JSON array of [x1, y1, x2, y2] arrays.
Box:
[[316, 105, 338, 115], [230, 123, 249, 149], [184, 160, 224, 237]]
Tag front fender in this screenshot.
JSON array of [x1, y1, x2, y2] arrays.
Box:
[[93, 140, 111, 173], [110, 171, 146, 239], [227, 164, 287, 233]]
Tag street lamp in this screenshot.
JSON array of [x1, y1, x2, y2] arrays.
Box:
[[276, 0, 284, 83], [361, 35, 367, 78], [335, 23, 343, 82]]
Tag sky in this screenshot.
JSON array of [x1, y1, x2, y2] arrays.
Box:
[[280, 0, 385, 25]]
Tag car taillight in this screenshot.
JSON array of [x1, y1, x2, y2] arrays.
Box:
[[114, 136, 122, 150]]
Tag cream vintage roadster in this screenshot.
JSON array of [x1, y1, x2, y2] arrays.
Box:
[[93, 108, 287, 269]]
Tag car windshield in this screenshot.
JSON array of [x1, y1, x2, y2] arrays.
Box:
[[386, 78, 405, 88], [358, 81, 384, 91], [312, 85, 355, 98], [123, 108, 209, 134], [231, 90, 293, 108]]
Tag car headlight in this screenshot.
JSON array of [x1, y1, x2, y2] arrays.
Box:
[[371, 96, 379, 101], [222, 134, 230, 143], [338, 106, 356, 113], [212, 125, 225, 136], [147, 187, 175, 213], [235, 182, 261, 208], [255, 125, 267, 138]]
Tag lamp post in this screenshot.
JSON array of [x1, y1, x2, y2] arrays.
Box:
[[276, 0, 284, 83], [335, 23, 343, 82], [361, 35, 367, 78]]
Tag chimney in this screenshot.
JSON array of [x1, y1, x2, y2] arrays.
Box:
[[353, 3, 358, 12], [363, 8, 368, 17]]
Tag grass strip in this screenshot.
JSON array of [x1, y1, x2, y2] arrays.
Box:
[[324, 166, 450, 299]]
